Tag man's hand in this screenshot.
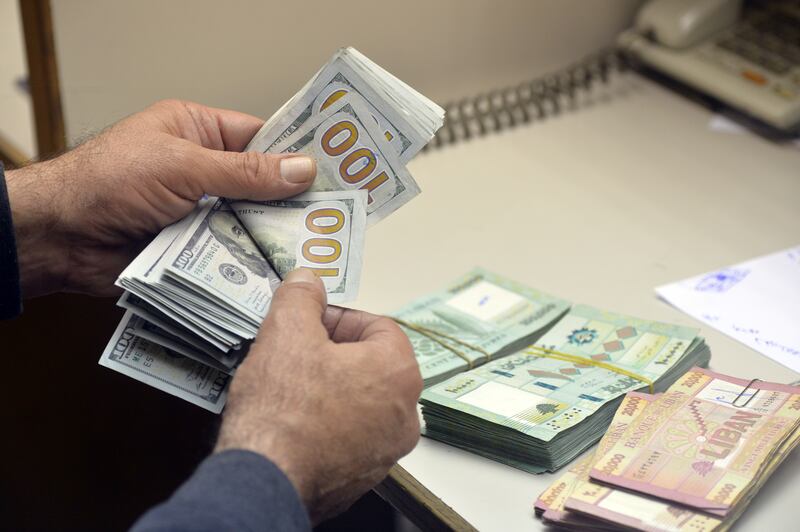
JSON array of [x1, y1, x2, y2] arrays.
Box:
[[215, 268, 423, 523], [5, 99, 316, 297]]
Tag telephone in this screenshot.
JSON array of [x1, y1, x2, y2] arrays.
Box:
[[618, 0, 800, 132]]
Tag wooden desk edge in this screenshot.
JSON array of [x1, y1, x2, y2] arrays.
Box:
[[375, 464, 478, 532]]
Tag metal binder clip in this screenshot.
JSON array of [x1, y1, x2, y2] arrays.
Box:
[[731, 378, 761, 408]]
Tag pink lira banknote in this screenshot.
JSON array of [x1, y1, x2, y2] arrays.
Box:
[[535, 391, 655, 529], [588, 367, 800, 516], [564, 429, 800, 532]]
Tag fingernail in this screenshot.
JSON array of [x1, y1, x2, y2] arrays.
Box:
[[280, 156, 315, 184], [283, 268, 318, 285]]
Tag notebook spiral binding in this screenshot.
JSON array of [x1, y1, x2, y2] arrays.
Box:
[[425, 48, 629, 151]]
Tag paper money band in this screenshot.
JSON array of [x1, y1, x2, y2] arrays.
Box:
[[391, 317, 492, 369], [392, 318, 655, 392], [524, 346, 655, 393]]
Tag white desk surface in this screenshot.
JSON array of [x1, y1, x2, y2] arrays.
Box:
[[352, 73, 800, 531]]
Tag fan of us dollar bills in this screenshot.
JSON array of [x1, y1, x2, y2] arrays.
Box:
[[99, 47, 445, 412]]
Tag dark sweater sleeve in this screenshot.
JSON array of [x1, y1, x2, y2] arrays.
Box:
[[0, 162, 22, 320], [132, 450, 310, 532]]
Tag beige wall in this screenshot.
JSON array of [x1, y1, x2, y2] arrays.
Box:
[[0, 0, 35, 157], [52, 0, 641, 144]]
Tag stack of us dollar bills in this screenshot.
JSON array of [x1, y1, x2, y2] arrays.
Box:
[[391, 269, 711, 473], [99, 47, 444, 413], [537, 368, 800, 531]]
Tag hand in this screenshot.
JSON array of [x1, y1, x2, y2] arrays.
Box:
[[215, 268, 423, 523], [5, 99, 317, 297]]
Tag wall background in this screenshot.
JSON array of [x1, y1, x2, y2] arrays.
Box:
[[0, 0, 35, 157], [51, 0, 641, 143]]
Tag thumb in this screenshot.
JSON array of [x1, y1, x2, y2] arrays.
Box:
[[260, 268, 329, 342], [185, 144, 317, 200]]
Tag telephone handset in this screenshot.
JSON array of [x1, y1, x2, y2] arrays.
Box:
[[618, 0, 800, 132]]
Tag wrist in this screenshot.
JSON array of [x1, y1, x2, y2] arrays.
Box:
[[214, 414, 316, 511], [5, 162, 69, 297]]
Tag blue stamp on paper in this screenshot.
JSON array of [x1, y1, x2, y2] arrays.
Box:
[[695, 268, 749, 293]]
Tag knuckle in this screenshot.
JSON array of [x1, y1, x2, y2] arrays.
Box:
[[394, 362, 423, 400], [237, 151, 268, 186], [154, 98, 188, 109], [398, 417, 421, 455], [408, 367, 423, 398], [377, 315, 403, 334], [277, 280, 324, 306], [147, 98, 186, 115], [393, 344, 423, 397], [379, 317, 415, 352], [266, 284, 325, 330], [264, 302, 296, 331], [169, 142, 193, 166]]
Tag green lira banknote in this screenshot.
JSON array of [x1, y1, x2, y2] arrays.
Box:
[[535, 391, 655, 527], [422, 304, 703, 441], [419, 304, 710, 472], [391, 268, 570, 386]]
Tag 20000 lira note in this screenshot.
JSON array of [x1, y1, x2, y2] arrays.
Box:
[[230, 190, 367, 304], [535, 392, 655, 526], [589, 367, 800, 516], [99, 311, 230, 413], [566, 421, 800, 532]]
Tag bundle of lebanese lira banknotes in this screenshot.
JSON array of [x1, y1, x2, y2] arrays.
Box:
[[99, 47, 444, 412], [391, 269, 711, 473], [536, 368, 800, 531]]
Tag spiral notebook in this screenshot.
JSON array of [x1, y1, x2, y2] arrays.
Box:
[[424, 49, 629, 151]]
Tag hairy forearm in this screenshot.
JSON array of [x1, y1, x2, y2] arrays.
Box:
[[5, 161, 68, 297]]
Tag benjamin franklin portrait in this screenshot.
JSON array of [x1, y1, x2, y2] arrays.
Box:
[[207, 210, 270, 278]]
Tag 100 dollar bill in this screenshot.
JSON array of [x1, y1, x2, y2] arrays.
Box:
[[231, 190, 367, 303], [269, 97, 418, 225], [164, 199, 281, 327], [246, 51, 423, 162], [99, 311, 230, 413]]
